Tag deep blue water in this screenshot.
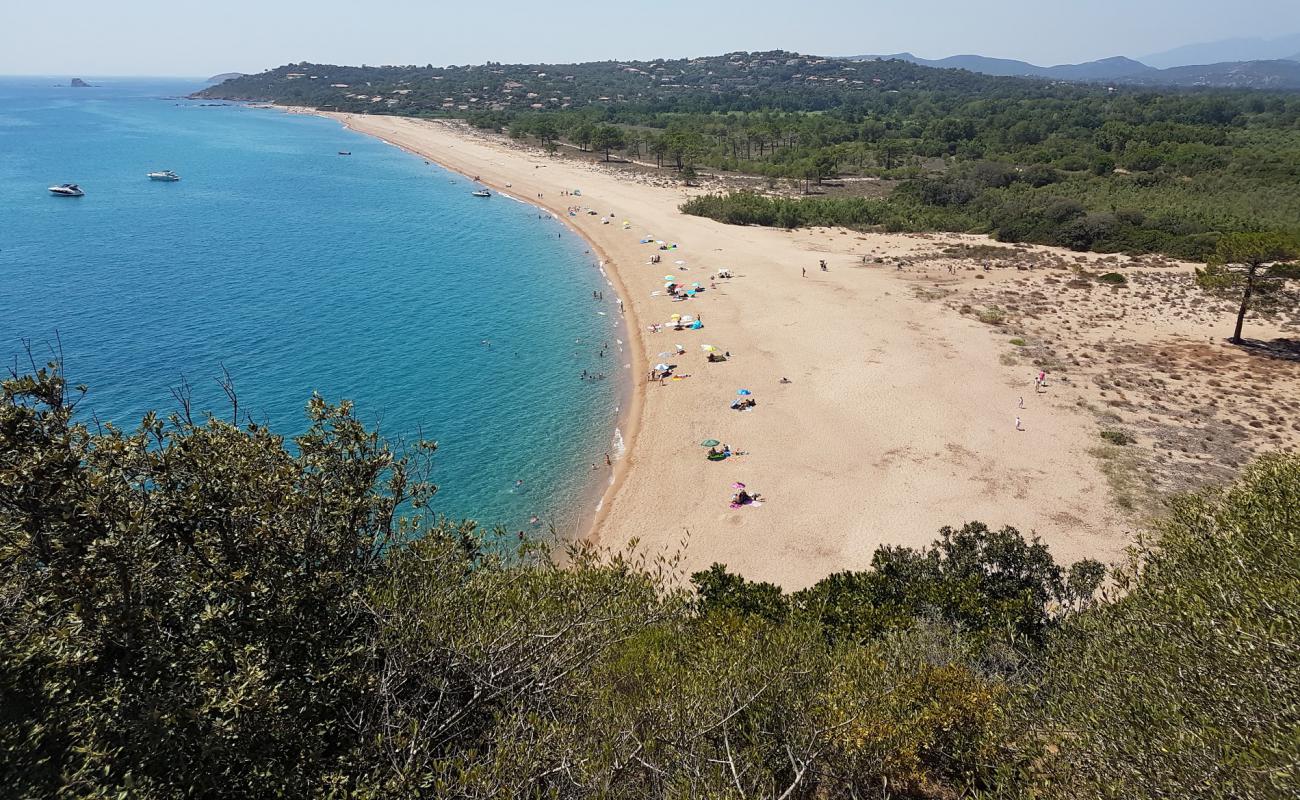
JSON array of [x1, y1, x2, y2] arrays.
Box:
[[0, 77, 623, 533]]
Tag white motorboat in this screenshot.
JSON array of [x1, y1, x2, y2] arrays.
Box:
[[147, 170, 180, 181], [471, 188, 491, 198], [48, 183, 84, 197]]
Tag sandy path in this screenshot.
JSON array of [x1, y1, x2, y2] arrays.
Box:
[[325, 113, 1130, 589]]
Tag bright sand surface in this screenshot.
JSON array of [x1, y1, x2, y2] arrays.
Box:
[[323, 113, 1134, 589]]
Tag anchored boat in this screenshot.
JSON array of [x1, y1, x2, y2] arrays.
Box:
[[48, 183, 84, 197]]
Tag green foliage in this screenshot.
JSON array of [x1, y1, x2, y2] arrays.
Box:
[[204, 54, 1300, 262], [1034, 455, 1300, 798], [1196, 231, 1300, 341], [1097, 271, 1127, 285], [691, 562, 788, 622], [1209, 230, 1300, 269], [590, 123, 625, 160], [796, 523, 1099, 649], [0, 364, 426, 797], [3, 366, 1297, 798]]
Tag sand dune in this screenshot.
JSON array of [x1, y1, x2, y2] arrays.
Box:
[[326, 113, 1142, 589]]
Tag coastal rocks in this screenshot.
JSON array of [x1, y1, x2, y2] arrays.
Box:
[[70, 78, 91, 88]]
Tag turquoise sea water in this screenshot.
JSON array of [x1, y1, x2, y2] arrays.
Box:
[[0, 77, 623, 533]]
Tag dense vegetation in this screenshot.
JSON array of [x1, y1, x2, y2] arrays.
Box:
[[201, 51, 1300, 261], [4, 365, 1298, 798]]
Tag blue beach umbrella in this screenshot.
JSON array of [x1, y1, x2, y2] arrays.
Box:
[[737, 389, 751, 396]]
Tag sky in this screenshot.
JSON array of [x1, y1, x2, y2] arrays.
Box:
[[3, 0, 1299, 76]]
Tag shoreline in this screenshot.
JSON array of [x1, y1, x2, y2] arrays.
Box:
[[319, 110, 645, 546], [289, 110, 1149, 591]]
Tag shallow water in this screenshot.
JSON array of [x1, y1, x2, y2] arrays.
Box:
[[0, 77, 623, 532]]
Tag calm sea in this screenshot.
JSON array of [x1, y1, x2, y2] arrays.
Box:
[[0, 77, 623, 533]]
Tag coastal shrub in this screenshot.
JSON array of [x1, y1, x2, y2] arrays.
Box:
[[1097, 271, 1128, 285], [1009, 337, 1027, 346], [691, 562, 789, 622], [1033, 455, 1300, 799], [3, 364, 1297, 798], [977, 306, 1007, 325], [0, 364, 417, 797], [1100, 429, 1135, 446]]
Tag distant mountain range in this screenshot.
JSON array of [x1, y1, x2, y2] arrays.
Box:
[[847, 44, 1300, 89], [847, 52, 1156, 81], [1140, 33, 1300, 69]]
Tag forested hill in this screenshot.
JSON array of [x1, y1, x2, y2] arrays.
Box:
[[194, 50, 1055, 113], [200, 51, 1300, 262]]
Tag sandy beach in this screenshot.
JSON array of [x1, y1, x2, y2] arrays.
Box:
[[317, 113, 1298, 590]]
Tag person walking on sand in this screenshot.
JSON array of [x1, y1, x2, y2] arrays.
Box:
[[1018, 396, 1024, 409], [802, 267, 806, 277], [1015, 417, 1024, 431], [605, 452, 611, 466]]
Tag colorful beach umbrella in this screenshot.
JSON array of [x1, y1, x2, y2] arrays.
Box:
[[701, 344, 717, 352], [701, 439, 720, 447], [732, 482, 746, 489]]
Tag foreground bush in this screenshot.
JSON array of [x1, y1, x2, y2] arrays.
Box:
[[2, 366, 1297, 798], [1035, 454, 1300, 799]]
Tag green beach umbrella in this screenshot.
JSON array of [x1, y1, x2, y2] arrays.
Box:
[[700, 439, 721, 447]]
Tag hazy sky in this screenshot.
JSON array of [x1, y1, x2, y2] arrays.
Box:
[[4, 0, 1298, 76]]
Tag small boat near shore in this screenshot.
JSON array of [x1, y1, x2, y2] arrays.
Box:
[[338, 151, 351, 156], [471, 188, 491, 198], [48, 183, 84, 197], [147, 170, 180, 182]]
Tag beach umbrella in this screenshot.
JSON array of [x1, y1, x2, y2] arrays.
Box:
[[654, 363, 670, 371], [732, 482, 746, 489], [701, 344, 717, 352], [671, 313, 681, 321], [686, 290, 697, 296], [663, 282, 674, 288], [700, 439, 720, 447], [692, 282, 702, 288], [737, 389, 751, 396], [663, 275, 675, 281], [674, 259, 686, 265]]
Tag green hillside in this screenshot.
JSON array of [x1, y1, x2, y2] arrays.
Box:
[[201, 51, 1300, 261]]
